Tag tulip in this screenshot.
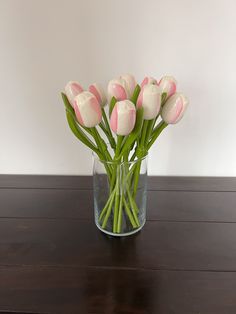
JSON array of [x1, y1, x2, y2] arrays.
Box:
[[120, 74, 136, 98], [158, 76, 177, 99], [110, 100, 136, 136], [89, 83, 107, 107], [137, 84, 162, 120], [107, 78, 128, 102], [161, 93, 188, 124], [65, 81, 83, 107], [141, 76, 157, 88], [74, 91, 102, 128]]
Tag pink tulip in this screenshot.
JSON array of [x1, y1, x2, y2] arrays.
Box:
[[158, 76, 177, 99], [137, 84, 162, 120], [65, 81, 83, 107], [110, 100, 136, 136], [107, 78, 128, 102], [141, 76, 157, 88], [161, 93, 188, 124], [89, 83, 107, 107], [74, 91, 102, 128], [120, 74, 136, 98]]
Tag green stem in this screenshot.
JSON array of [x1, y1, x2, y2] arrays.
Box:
[[132, 169, 141, 197], [145, 119, 155, 143], [101, 190, 116, 229], [91, 128, 113, 179], [117, 194, 123, 233], [129, 146, 137, 162], [118, 108, 144, 159], [127, 189, 140, 226], [102, 108, 116, 150], [99, 122, 109, 136], [133, 120, 148, 197], [123, 150, 129, 175], [113, 168, 120, 233], [98, 189, 116, 223], [110, 135, 123, 191], [123, 197, 138, 228], [101, 135, 123, 231], [147, 121, 168, 150], [140, 120, 149, 146], [93, 128, 112, 161]]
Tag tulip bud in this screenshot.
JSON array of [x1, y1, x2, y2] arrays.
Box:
[[137, 84, 162, 120], [110, 100, 136, 136], [158, 76, 177, 99], [107, 78, 128, 102], [161, 93, 188, 124], [89, 83, 107, 107], [74, 91, 102, 128], [65, 81, 83, 107], [120, 74, 136, 98], [141, 76, 157, 88]]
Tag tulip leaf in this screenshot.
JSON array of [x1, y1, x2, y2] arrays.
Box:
[[161, 92, 167, 106], [66, 110, 100, 153], [130, 84, 141, 106], [118, 107, 144, 158], [109, 96, 117, 117], [61, 92, 75, 116]]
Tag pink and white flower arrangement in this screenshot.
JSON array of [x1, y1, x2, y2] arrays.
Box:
[[61, 74, 188, 234]]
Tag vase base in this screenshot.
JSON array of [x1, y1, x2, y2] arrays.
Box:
[[95, 220, 146, 237]]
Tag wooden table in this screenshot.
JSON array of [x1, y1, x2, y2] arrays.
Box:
[[0, 175, 236, 314]]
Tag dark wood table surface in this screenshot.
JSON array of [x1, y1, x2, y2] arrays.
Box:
[[0, 175, 236, 314]]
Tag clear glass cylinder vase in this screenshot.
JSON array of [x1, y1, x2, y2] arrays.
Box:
[[93, 154, 148, 237]]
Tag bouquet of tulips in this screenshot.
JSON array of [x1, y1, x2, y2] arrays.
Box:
[[61, 74, 188, 235]]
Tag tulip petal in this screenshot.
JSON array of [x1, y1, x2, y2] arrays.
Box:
[[136, 89, 143, 109], [110, 104, 118, 133], [141, 77, 157, 88], [110, 100, 136, 136], [65, 81, 83, 107], [120, 74, 136, 98], [161, 93, 188, 124], [169, 98, 183, 124], [89, 83, 107, 107], [117, 102, 136, 136], [141, 77, 149, 88], [89, 84, 102, 105], [137, 84, 161, 120], [113, 84, 127, 100], [107, 78, 128, 102], [159, 76, 177, 99], [74, 102, 85, 126], [74, 91, 102, 128]]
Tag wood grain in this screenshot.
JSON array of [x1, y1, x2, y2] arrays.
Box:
[[0, 266, 236, 314], [0, 219, 236, 271], [0, 175, 236, 313], [1, 175, 236, 191], [1, 189, 236, 222]]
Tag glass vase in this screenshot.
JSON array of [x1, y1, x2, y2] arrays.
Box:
[[93, 154, 148, 237]]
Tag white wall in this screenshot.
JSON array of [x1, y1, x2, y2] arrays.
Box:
[[0, 0, 236, 176]]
